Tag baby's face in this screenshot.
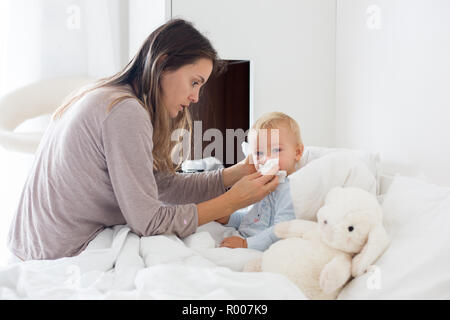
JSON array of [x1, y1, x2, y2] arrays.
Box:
[[249, 124, 303, 176]]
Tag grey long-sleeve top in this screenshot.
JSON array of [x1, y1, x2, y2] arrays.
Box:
[[7, 85, 226, 261]]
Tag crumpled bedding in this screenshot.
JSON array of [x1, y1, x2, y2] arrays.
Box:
[[0, 222, 307, 299]]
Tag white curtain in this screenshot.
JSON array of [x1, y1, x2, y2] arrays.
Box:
[[0, 0, 128, 96], [0, 0, 130, 265]]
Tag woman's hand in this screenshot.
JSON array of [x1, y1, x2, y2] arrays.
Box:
[[242, 153, 257, 173], [224, 164, 279, 211], [220, 236, 247, 249], [222, 154, 257, 188], [197, 160, 278, 227]]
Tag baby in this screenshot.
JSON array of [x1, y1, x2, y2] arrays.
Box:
[[218, 112, 304, 251]]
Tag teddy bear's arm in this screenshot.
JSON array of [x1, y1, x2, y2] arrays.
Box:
[[352, 223, 390, 277], [274, 220, 318, 239], [319, 255, 352, 294]]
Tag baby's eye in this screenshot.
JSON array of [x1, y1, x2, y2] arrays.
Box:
[[256, 151, 264, 157], [272, 148, 281, 153]]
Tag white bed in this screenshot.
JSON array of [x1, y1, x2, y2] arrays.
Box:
[[1, 81, 449, 299], [1, 145, 449, 300]]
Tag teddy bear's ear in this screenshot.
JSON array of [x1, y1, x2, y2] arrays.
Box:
[[351, 222, 390, 277]]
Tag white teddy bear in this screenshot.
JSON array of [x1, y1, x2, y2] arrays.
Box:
[[244, 187, 390, 300]]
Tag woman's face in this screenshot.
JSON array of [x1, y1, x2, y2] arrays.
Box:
[[160, 58, 213, 118]]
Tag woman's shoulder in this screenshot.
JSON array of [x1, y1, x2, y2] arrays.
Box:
[[80, 85, 146, 120], [88, 84, 140, 107], [99, 92, 152, 139]]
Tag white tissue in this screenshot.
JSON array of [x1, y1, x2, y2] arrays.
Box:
[[243, 142, 287, 183], [259, 158, 279, 175], [258, 159, 287, 183]]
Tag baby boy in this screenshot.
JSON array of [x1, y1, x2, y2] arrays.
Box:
[[218, 112, 304, 251]]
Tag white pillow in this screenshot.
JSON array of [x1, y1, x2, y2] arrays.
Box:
[[300, 146, 381, 194], [242, 143, 381, 192], [338, 176, 450, 299], [288, 151, 377, 221]]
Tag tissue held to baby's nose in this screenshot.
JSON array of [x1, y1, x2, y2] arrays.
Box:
[[257, 157, 287, 183], [258, 158, 279, 175]]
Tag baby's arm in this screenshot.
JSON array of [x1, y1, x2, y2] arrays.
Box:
[[245, 187, 298, 251], [218, 209, 250, 248], [246, 226, 278, 251], [218, 208, 246, 228]]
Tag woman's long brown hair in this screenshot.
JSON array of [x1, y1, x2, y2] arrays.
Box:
[[52, 19, 226, 173]]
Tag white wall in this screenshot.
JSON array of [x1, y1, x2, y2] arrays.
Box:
[[172, 0, 336, 147], [336, 0, 450, 187], [128, 0, 169, 59]]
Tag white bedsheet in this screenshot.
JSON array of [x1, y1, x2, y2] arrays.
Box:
[[0, 222, 306, 300]]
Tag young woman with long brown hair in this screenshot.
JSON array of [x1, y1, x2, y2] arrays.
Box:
[[7, 19, 279, 261]]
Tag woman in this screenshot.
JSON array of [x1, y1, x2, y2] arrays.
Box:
[[7, 19, 279, 261]]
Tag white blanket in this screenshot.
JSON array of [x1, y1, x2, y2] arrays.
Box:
[[0, 223, 306, 299]]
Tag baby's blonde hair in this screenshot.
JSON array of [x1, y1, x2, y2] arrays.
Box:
[[251, 112, 303, 146]]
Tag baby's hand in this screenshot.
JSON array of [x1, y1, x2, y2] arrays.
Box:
[[220, 236, 248, 249]]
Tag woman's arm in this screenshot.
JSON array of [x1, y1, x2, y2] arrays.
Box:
[[196, 169, 280, 226], [155, 169, 227, 205], [214, 157, 257, 223], [222, 158, 256, 188], [155, 155, 256, 205], [196, 192, 237, 225]]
